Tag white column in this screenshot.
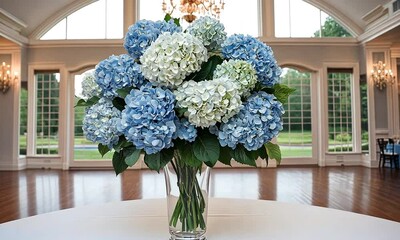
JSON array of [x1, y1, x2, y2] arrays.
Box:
[[0, 49, 24, 170]]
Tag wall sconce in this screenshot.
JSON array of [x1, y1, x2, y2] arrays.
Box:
[[371, 61, 396, 90], [0, 62, 18, 93]]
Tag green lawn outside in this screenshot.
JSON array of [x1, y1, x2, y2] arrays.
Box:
[[74, 149, 113, 160], [278, 131, 312, 144], [19, 130, 369, 160]]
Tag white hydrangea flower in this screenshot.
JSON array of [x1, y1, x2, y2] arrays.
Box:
[[187, 16, 227, 52], [140, 32, 208, 89], [213, 60, 257, 97], [174, 78, 242, 128], [81, 71, 101, 100]]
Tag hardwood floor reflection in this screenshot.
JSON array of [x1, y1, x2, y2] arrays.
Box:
[[1, 166, 400, 224]]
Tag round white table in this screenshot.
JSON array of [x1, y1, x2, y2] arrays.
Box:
[[1, 198, 399, 239]]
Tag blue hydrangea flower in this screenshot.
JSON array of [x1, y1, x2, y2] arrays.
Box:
[[117, 84, 176, 154], [173, 117, 197, 142], [95, 54, 145, 98], [81, 71, 101, 100], [222, 34, 282, 87], [82, 98, 121, 149], [187, 16, 227, 52], [213, 92, 285, 151], [124, 19, 182, 60]]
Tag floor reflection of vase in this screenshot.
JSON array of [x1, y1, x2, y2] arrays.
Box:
[[164, 151, 211, 240]]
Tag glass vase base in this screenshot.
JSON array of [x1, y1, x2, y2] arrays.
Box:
[[169, 230, 206, 240], [169, 236, 206, 240]]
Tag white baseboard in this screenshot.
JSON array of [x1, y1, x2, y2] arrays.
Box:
[[26, 157, 63, 169], [0, 160, 26, 170]]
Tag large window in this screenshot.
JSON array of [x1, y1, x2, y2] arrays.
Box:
[[139, 0, 259, 36], [40, 0, 123, 40], [35, 71, 60, 155], [274, 0, 352, 38], [278, 68, 312, 158], [327, 69, 353, 152]]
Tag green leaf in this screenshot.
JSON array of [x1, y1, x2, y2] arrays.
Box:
[[74, 96, 100, 108], [173, 17, 180, 27], [112, 151, 128, 176], [265, 142, 282, 164], [273, 84, 296, 104], [75, 99, 87, 107], [257, 145, 269, 165], [179, 144, 202, 168], [164, 13, 172, 22], [193, 131, 220, 167], [112, 97, 126, 111], [116, 87, 133, 99], [175, 107, 188, 117], [144, 148, 174, 172], [187, 55, 223, 82], [124, 147, 142, 167], [98, 143, 110, 157], [114, 136, 132, 152], [231, 145, 257, 167], [219, 147, 232, 166]]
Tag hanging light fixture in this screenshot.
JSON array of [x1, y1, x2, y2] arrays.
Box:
[[162, 0, 225, 23], [0, 62, 18, 93], [371, 61, 395, 90]]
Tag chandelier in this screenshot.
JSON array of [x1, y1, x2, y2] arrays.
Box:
[[162, 0, 225, 23], [371, 61, 395, 90], [0, 62, 17, 93]]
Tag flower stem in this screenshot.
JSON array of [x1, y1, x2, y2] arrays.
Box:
[[168, 152, 207, 232]]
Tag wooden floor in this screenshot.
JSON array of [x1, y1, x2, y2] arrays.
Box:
[[1, 166, 400, 224]]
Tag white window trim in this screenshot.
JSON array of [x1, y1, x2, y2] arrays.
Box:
[[321, 62, 362, 164], [278, 63, 319, 165], [27, 63, 67, 169]]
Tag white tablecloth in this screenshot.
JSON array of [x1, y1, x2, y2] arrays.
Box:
[[1, 198, 399, 239]]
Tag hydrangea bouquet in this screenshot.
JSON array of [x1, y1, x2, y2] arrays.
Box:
[[78, 15, 293, 239]]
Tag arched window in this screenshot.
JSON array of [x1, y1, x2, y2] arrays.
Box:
[[274, 0, 352, 38], [40, 0, 123, 40], [139, 0, 259, 37]]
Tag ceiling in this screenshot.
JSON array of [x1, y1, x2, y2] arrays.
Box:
[[0, 0, 395, 39]]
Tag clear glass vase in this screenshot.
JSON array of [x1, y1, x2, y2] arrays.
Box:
[[164, 151, 211, 240]]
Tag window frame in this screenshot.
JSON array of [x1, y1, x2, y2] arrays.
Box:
[[322, 62, 361, 156], [27, 64, 67, 168], [39, 0, 124, 40]]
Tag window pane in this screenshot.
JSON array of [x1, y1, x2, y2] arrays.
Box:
[[327, 70, 353, 152], [67, 0, 106, 39], [40, 0, 123, 40], [360, 75, 369, 152], [278, 68, 312, 158], [20, 82, 28, 156], [274, 0, 352, 38], [106, 0, 123, 39], [290, 0, 320, 37], [140, 0, 259, 36], [41, 19, 67, 40], [219, 0, 258, 36], [274, 0, 290, 37], [35, 72, 60, 155]]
